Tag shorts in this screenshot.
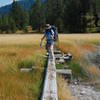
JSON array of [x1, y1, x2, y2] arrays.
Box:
[[45, 39, 54, 50]]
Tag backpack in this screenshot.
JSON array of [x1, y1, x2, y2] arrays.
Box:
[[51, 26, 58, 41]]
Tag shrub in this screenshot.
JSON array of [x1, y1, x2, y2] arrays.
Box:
[[18, 58, 34, 69], [67, 60, 86, 78]]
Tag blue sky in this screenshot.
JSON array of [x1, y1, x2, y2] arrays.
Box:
[[0, 0, 18, 7]]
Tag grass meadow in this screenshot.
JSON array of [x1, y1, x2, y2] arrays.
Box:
[[0, 34, 46, 100], [58, 34, 100, 81], [0, 34, 100, 100]]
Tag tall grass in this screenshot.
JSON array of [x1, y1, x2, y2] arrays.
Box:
[[0, 34, 46, 100], [67, 60, 86, 79], [87, 65, 100, 80], [57, 76, 73, 100], [57, 34, 100, 80], [0, 34, 100, 99]]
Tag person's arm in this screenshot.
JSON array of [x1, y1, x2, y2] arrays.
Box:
[[40, 34, 46, 47], [41, 34, 45, 41]]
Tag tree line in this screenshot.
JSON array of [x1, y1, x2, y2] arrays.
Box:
[[0, 0, 99, 33]]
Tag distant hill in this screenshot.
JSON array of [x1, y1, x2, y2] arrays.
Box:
[[0, 0, 45, 14], [0, 0, 100, 15]]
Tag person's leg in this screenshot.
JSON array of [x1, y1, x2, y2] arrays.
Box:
[[49, 43, 54, 59], [46, 41, 54, 59], [45, 43, 50, 57], [45, 43, 49, 53]]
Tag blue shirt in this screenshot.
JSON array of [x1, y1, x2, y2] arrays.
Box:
[[45, 29, 54, 41]]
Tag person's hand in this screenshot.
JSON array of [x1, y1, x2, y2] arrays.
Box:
[[40, 35, 45, 48], [40, 43, 42, 48]]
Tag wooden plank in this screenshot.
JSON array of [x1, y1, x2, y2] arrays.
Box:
[[20, 66, 44, 73], [41, 54, 58, 100], [20, 68, 33, 72], [54, 50, 62, 54], [56, 69, 72, 75], [56, 69, 73, 81]]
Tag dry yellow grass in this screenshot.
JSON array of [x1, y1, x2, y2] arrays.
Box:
[[87, 65, 100, 78], [58, 34, 100, 80], [58, 34, 99, 61], [0, 34, 100, 99], [58, 34, 100, 63], [57, 76, 73, 100], [0, 34, 42, 45], [0, 34, 46, 100], [59, 34, 100, 43]]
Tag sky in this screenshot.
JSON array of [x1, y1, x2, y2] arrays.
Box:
[[0, 0, 18, 7]]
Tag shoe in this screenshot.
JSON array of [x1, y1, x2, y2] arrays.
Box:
[[46, 52, 49, 56]]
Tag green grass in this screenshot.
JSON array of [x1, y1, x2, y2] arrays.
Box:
[[56, 60, 87, 79], [67, 60, 82, 77], [56, 63, 65, 69], [67, 60, 88, 79], [18, 58, 34, 69]]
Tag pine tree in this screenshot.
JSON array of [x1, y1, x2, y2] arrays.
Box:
[[10, 1, 28, 30], [8, 17, 17, 33], [45, 0, 53, 24], [0, 15, 9, 32], [64, 0, 91, 33], [91, 0, 99, 27], [30, 0, 45, 31], [40, 4, 46, 30], [64, 0, 81, 32], [55, 0, 65, 32], [0, 16, 2, 32], [80, 0, 91, 32], [45, 0, 65, 32], [55, 17, 64, 32]]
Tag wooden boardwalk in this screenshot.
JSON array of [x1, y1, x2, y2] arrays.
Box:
[[41, 55, 58, 100]]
